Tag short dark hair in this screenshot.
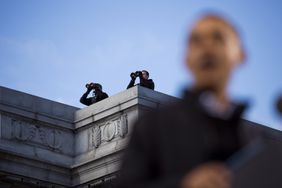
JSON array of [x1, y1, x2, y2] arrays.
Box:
[[200, 14, 239, 38], [142, 70, 149, 77], [95, 83, 102, 90]]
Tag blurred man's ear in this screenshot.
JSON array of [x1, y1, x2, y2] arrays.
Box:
[[238, 47, 247, 65], [233, 43, 246, 67], [185, 52, 193, 72]]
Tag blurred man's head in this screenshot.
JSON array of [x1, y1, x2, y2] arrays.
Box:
[[142, 70, 149, 80], [186, 14, 245, 92]]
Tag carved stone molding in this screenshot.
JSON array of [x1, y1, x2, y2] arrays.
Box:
[[117, 115, 128, 138], [92, 126, 101, 148], [2, 115, 63, 151], [89, 114, 128, 149], [102, 120, 117, 142], [39, 128, 62, 150], [12, 119, 37, 141]]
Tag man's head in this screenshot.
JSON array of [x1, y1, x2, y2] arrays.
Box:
[[185, 14, 245, 92], [93, 83, 102, 92], [142, 70, 150, 80]]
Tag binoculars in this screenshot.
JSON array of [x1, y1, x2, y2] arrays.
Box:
[[130, 71, 142, 78], [85, 83, 101, 90]]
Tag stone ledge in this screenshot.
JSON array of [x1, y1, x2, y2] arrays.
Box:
[[0, 105, 74, 131], [71, 152, 121, 187], [0, 151, 72, 186], [74, 86, 178, 129], [0, 139, 73, 167], [0, 86, 79, 123]]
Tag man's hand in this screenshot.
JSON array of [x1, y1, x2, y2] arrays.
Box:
[[181, 162, 232, 188]]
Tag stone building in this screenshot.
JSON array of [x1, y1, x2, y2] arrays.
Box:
[[0, 86, 176, 187], [0, 86, 281, 187]]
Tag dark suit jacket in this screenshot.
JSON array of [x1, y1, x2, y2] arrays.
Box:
[[117, 89, 279, 188], [80, 89, 108, 106], [127, 78, 155, 90]]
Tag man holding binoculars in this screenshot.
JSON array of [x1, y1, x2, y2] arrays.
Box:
[[80, 82, 109, 106], [127, 70, 155, 90]]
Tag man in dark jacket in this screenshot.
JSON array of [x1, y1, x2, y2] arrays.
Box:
[[127, 70, 155, 90], [117, 14, 261, 188], [80, 83, 108, 106]]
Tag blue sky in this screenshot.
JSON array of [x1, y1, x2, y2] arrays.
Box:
[[0, 0, 281, 130]]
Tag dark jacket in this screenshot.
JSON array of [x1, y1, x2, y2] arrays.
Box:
[[127, 77, 155, 90], [80, 89, 108, 106], [117, 89, 253, 188]]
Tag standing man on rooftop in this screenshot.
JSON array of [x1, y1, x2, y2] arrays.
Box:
[[127, 70, 155, 90]]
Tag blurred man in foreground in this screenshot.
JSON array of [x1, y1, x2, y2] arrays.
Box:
[[118, 14, 249, 188], [127, 70, 155, 90]]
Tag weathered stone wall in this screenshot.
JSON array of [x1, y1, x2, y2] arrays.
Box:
[[0, 86, 177, 187]]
